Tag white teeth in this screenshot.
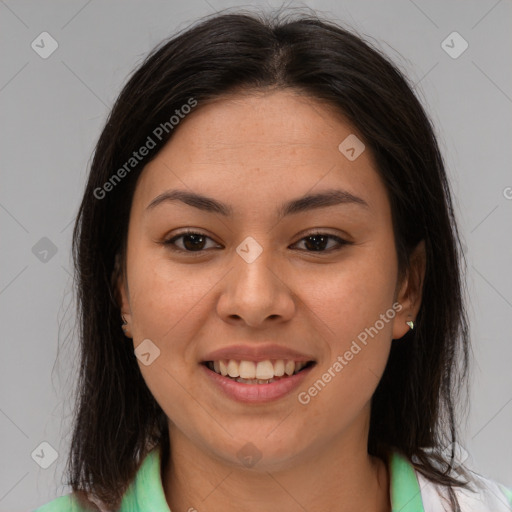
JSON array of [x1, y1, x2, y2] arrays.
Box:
[[285, 360, 295, 376], [219, 360, 228, 376], [227, 359, 239, 378], [273, 359, 285, 376], [239, 360, 256, 379], [209, 359, 312, 380], [296, 361, 306, 372], [255, 360, 274, 380]]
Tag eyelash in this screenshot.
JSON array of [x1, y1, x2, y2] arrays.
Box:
[[162, 229, 351, 254]]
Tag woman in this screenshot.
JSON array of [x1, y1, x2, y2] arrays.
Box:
[[34, 8, 512, 512]]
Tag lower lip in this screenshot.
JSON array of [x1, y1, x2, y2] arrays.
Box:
[[200, 363, 314, 403]]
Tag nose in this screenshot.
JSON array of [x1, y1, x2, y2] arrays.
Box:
[[216, 243, 296, 328]]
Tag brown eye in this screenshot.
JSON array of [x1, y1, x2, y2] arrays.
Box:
[[163, 231, 351, 254], [164, 231, 220, 252], [292, 233, 350, 252]]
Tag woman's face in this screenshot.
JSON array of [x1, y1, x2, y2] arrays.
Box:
[[118, 89, 423, 470]]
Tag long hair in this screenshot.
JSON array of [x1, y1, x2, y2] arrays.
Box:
[[67, 7, 472, 510]]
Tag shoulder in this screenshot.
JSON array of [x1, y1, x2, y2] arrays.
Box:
[[31, 447, 162, 512], [415, 468, 512, 512], [33, 494, 77, 512], [33, 493, 101, 512]]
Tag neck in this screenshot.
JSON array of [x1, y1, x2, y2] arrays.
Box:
[[162, 426, 390, 512]]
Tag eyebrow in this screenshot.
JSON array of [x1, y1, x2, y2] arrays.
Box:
[[145, 188, 370, 219]]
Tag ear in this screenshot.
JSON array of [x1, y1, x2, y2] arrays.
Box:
[[392, 240, 426, 340], [112, 252, 133, 338]]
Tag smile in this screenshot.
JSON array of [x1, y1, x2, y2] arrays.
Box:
[[204, 359, 315, 384], [201, 359, 316, 403]]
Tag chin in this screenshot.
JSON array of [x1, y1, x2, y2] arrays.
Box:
[[205, 430, 308, 472]]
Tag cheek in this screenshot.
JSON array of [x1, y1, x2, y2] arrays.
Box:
[[128, 251, 208, 342], [298, 245, 396, 412], [298, 305, 393, 432], [127, 259, 212, 428], [302, 250, 397, 346]]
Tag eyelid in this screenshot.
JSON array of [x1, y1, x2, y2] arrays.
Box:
[[291, 232, 350, 251], [162, 229, 352, 253], [163, 229, 221, 252]]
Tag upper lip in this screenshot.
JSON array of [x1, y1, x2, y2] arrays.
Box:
[[201, 344, 316, 363]]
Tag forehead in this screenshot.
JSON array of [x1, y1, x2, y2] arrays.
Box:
[[162, 90, 359, 162], [133, 89, 389, 217]]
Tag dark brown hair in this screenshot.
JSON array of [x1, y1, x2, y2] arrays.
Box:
[[66, 7, 474, 511]]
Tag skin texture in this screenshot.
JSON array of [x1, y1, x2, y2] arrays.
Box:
[[117, 89, 426, 512]]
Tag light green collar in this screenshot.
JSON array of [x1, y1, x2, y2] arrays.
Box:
[[120, 445, 170, 511], [388, 450, 425, 511], [120, 446, 424, 511]]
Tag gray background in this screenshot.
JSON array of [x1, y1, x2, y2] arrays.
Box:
[[1, 0, 511, 510]]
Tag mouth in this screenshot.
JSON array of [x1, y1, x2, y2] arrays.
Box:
[[202, 359, 316, 384]]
